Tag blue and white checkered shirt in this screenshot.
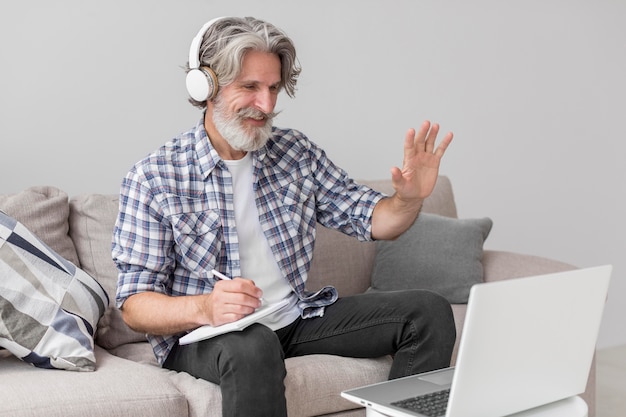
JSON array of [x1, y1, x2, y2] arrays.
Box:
[[112, 117, 385, 364]]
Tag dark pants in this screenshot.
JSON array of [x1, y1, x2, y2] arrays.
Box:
[[163, 290, 456, 417]]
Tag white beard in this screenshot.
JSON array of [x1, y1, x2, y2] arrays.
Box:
[[212, 95, 277, 152]]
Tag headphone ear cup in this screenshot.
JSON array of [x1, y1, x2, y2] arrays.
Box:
[[186, 66, 218, 102]]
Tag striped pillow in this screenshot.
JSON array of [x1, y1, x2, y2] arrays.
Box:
[[0, 210, 109, 371]]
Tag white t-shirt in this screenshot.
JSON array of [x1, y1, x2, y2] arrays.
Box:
[[223, 154, 300, 330]]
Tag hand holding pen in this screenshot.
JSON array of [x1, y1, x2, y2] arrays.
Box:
[[211, 269, 264, 303], [208, 269, 264, 326]]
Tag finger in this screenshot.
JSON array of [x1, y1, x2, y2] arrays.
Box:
[[235, 278, 263, 300], [434, 131, 454, 158], [414, 121, 432, 150], [390, 165, 403, 181], [223, 300, 258, 316], [216, 278, 263, 305], [219, 294, 261, 319], [424, 123, 441, 154], [390, 166, 405, 190], [402, 128, 417, 166]]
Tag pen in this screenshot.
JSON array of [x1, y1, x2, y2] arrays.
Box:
[[211, 269, 264, 304], [211, 269, 231, 280]]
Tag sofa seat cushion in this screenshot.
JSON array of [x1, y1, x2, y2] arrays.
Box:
[[284, 354, 392, 417], [109, 341, 393, 417], [166, 355, 393, 417], [0, 346, 188, 417], [109, 340, 159, 365]]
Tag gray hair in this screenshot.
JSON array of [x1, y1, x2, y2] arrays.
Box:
[[186, 16, 301, 109]]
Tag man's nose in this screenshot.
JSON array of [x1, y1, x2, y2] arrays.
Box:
[[255, 89, 276, 114]]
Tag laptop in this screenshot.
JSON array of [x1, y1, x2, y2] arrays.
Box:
[[341, 265, 612, 417]]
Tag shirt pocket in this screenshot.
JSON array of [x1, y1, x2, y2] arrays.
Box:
[[171, 210, 220, 236], [276, 177, 316, 234], [166, 195, 222, 271]]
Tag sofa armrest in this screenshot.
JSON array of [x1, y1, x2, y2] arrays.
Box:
[[482, 250, 576, 283]]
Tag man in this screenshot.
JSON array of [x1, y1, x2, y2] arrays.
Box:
[[113, 16, 455, 417]]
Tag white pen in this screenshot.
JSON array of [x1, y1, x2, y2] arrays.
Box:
[[211, 269, 231, 280], [211, 269, 264, 304]]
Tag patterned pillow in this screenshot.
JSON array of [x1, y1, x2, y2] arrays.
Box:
[[0, 210, 109, 371]]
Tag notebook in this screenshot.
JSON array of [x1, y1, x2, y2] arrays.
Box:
[[178, 299, 289, 345], [341, 265, 612, 417]]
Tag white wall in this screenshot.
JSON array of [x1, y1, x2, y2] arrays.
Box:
[[1, 0, 624, 349]]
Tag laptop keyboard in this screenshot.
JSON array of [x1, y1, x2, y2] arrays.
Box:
[[390, 388, 450, 417]]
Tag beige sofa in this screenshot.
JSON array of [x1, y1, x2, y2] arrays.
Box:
[[0, 177, 594, 417]]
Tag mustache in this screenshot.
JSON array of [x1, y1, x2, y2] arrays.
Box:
[[237, 107, 280, 121]]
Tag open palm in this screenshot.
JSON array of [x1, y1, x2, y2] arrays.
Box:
[[391, 121, 453, 202]]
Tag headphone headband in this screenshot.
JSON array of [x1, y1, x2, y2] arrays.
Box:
[[188, 16, 228, 70]]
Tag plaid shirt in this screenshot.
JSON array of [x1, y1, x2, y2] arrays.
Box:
[[112, 117, 384, 364]]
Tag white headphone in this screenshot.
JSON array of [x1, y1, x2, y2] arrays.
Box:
[[185, 17, 229, 102]]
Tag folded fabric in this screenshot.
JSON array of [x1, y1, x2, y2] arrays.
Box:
[[0, 210, 109, 371]]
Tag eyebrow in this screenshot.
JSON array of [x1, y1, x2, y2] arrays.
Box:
[[237, 79, 281, 89]]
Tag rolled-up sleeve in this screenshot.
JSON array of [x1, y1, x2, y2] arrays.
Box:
[[112, 172, 174, 308]]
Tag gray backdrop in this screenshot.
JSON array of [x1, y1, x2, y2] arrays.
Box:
[[1, 0, 623, 349]]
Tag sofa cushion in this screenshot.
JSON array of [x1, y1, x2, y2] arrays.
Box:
[[0, 186, 79, 265], [284, 354, 392, 417], [69, 194, 147, 349], [370, 213, 493, 303], [109, 342, 393, 417], [0, 346, 188, 417], [307, 226, 377, 297], [307, 176, 458, 297], [164, 354, 393, 417], [0, 211, 108, 371]]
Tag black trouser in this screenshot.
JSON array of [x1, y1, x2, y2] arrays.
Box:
[[164, 290, 456, 417]]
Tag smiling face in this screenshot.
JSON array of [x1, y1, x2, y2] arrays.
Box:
[[205, 50, 282, 159]]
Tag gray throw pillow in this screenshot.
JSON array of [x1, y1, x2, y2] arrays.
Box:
[[370, 213, 493, 304]]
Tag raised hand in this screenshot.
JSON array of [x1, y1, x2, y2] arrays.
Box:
[[390, 120, 453, 203], [372, 120, 453, 240]]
